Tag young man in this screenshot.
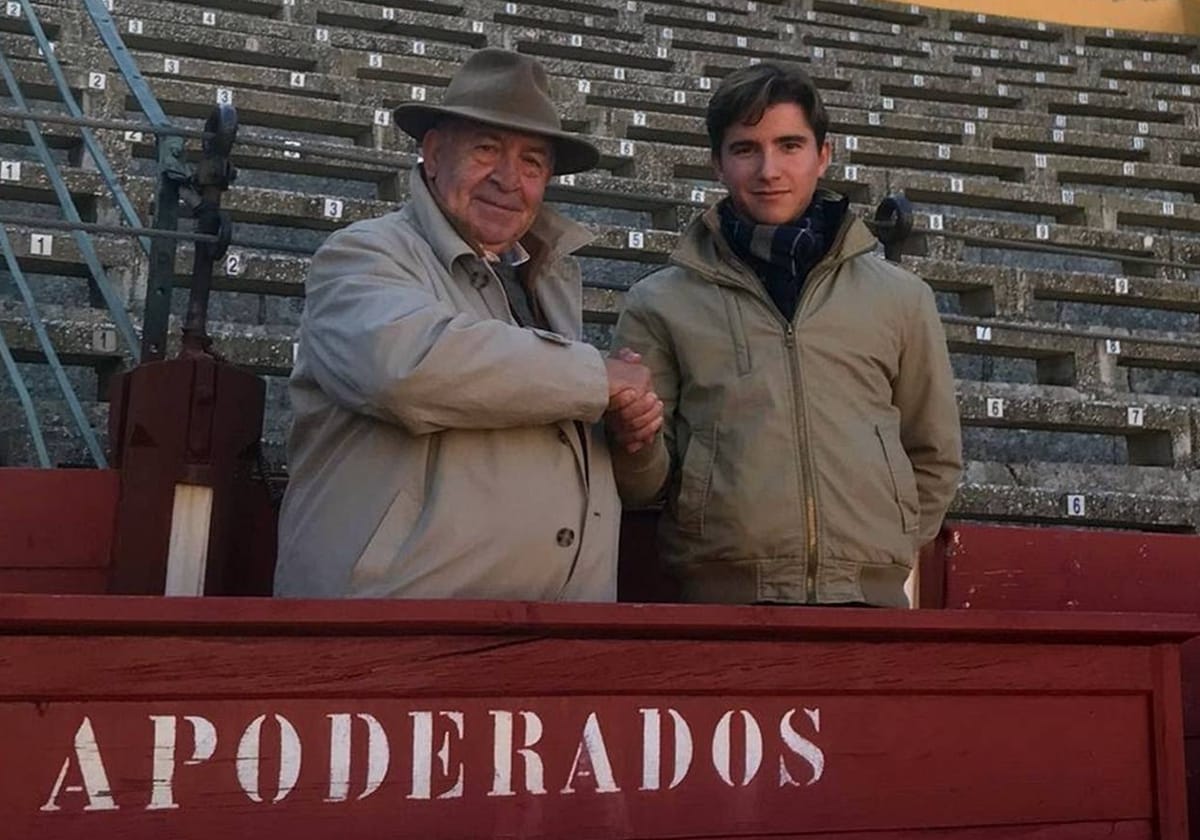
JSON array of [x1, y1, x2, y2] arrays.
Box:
[[610, 63, 962, 607], [276, 49, 662, 600]]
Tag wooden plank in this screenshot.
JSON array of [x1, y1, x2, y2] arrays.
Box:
[[1180, 639, 1200, 736], [934, 524, 1200, 613], [0, 636, 1158, 698], [0, 570, 107, 594], [1187, 737, 1200, 840], [0, 596, 1195, 644], [164, 483, 214, 596], [712, 826, 1153, 840], [1152, 644, 1191, 838], [0, 469, 118, 572], [919, 527, 951, 609]]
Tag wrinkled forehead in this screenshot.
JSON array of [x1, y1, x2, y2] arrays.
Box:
[[439, 119, 555, 157]]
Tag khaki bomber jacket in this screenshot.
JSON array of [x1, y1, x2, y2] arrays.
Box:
[[611, 197, 963, 607]]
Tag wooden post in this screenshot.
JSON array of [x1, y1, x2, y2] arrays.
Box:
[[107, 356, 275, 595]]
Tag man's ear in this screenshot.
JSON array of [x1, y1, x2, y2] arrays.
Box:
[[816, 138, 832, 179], [421, 129, 442, 179]]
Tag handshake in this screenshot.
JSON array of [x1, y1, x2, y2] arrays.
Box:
[[604, 348, 664, 455]]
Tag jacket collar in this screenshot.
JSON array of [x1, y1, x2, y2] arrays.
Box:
[[406, 166, 594, 279], [671, 190, 878, 294]]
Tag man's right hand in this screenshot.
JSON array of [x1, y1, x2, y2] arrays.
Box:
[[604, 355, 653, 405]]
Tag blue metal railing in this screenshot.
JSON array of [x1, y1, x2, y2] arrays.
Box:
[[0, 0, 183, 467], [20, 0, 152, 257]]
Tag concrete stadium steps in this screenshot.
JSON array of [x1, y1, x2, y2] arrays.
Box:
[[909, 258, 1200, 320], [0, 0, 1197, 535], [953, 475, 1198, 532], [941, 317, 1200, 391], [954, 381, 1194, 468], [910, 213, 1169, 275], [0, 395, 108, 467]]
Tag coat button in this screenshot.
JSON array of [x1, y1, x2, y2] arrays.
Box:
[[556, 528, 575, 547]]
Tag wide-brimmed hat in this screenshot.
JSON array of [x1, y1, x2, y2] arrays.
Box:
[[394, 49, 600, 175]]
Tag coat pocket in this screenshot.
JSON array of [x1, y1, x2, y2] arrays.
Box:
[[676, 423, 718, 536], [875, 423, 920, 534]]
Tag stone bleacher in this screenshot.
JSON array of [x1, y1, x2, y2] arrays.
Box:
[[1, 0, 1199, 533]]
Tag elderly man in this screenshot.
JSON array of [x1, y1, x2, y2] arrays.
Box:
[[276, 49, 661, 600]]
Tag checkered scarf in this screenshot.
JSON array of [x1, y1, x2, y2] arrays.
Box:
[[717, 193, 848, 319], [719, 195, 846, 278]]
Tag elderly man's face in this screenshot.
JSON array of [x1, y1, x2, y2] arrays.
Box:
[[423, 120, 554, 254]]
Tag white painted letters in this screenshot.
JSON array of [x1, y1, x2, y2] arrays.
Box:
[[560, 712, 620, 794], [779, 708, 825, 786], [236, 714, 301, 804], [41, 717, 118, 812], [489, 710, 546, 796], [711, 710, 763, 787], [408, 711, 464, 800], [147, 715, 217, 810], [326, 713, 389, 802], [638, 707, 693, 791]]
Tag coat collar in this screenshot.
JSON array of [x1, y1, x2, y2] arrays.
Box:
[[670, 190, 878, 294], [406, 166, 594, 279]]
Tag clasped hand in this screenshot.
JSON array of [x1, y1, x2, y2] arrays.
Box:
[[604, 348, 664, 454]]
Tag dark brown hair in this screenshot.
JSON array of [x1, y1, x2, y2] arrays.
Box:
[[706, 62, 829, 157]]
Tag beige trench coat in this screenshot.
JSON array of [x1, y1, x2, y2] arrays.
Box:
[[275, 168, 619, 600]]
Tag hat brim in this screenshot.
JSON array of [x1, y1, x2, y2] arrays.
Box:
[[394, 103, 600, 176]]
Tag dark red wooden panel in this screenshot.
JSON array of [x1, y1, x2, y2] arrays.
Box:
[[931, 523, 1200, 613], [0, 569, 107, 594], [725, 826, 1152, 840], [0, 695, 1154, 839], [0, 469, 117, 575], [919, 523, 1200, 838], [0, 595, 1194, 643], [0, 597, 1190, 839], [0, 636, 1159, 698]]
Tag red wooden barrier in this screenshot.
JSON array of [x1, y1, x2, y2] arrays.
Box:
[[920, 524, 1200, 613], [0, 595, 1192, 839], [923, 523, 1200, 840], [0, 469, 116, 593]]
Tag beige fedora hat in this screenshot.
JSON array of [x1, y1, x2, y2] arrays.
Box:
[[394, 48, 600, 175]]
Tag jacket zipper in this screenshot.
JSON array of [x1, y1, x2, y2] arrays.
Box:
[[781, 322, 817, 603], [787, 263, 834, 605], [736, 266, 829, 605]]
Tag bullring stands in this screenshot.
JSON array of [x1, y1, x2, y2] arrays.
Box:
[[1, 0, 1199, 533]]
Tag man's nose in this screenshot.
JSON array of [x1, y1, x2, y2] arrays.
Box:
[[489, 153, 521, 191], [758, 149, 781, 180]]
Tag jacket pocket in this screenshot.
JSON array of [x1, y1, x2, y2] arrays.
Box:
[[676, 423, 718, 536], [875, 423, 920, 534], [721, 292, 752, 376]]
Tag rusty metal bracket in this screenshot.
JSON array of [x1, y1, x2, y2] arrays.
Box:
[[180, 105, 239, 359]]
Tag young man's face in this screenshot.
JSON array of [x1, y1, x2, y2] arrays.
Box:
[[423, 120, 554, 254], [713, 102, 832, 225]]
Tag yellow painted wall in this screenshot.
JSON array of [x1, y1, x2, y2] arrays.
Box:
[[881, 0, 1200, 35]]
